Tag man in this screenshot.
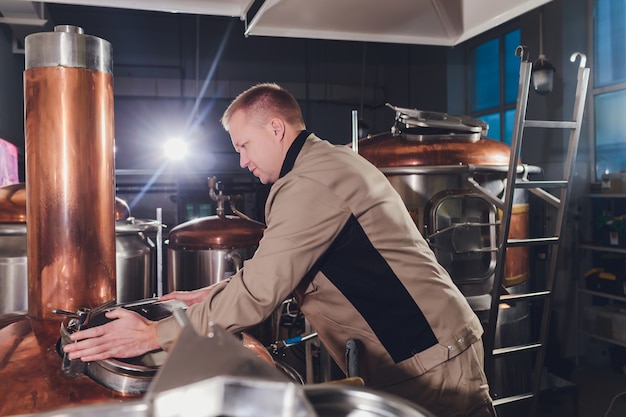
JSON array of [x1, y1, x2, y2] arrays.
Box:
[[64, 83, 496, 417]]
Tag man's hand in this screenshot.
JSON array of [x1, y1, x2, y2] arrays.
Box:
[[63, 308, 161, 362]]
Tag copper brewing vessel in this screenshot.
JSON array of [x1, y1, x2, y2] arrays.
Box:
[[115, 197, 131, 221], [0, 26, 120, 416], [357, 133, 513, 168], [357, 129, 529, 308], [24, 26, 116, 320], [0, 183, 26, 223], [168, 215, 266, 250]]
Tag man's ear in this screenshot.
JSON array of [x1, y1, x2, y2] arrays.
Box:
[[270, 118, 286, 141]]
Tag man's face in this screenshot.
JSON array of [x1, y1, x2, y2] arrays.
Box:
[[229, 109, 285, 184]]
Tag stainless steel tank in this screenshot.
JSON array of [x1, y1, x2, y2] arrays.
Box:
[[357, 105, 533, 401], [0, 184, 27, 314], [166, 179, 272, 346], [0, 188, 157, 312], [115, 197, 158, 303], [357, 106, 531, 311], [166, 179, 266, 292], [166, 214, 265, 291]]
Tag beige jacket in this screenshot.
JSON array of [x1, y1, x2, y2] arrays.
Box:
[[157, 132, 483, 388]]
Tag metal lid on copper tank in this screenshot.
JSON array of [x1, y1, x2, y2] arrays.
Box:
[[0, 188, 132, 224], [168, 177, 266, 251], [168, 214, 265, 251], [357, 105, 512, 168], [0, 183, 26, 223], [115, 197, 131, 221]]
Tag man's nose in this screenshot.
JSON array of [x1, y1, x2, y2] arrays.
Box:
[[239, 152, 249, 168]]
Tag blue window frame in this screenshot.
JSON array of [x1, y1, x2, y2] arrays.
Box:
[[594, 0, 626, 179], [469, 29, 521, 144]]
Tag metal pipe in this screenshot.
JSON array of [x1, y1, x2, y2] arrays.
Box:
[[351, 109, 359, 154]]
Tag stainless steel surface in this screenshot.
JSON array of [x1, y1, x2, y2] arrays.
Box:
[[167, 246, 256, 292], [0, 184, 27, 314], [0, 223, 27, 314], [116, 218, 161, 303], [56, 299, 180, 394], [358, 122, 532, 312], [24, 26, 116, 320], [303, 385, 437, 417], [166, 181, 265, 292], [0, 186, 158, 309], [387, 103, 489, 136], [51, 299, 279, 396], [25, 25, 112, 74], [147, 313, 286, 395], [2, 312, 432, 417]]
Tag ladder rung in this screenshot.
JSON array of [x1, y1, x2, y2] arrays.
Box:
[[514, 180, 568, 189], [493, 343, 542, 357], [500, 290, 551, 303], [492, 393, 534, 407], [507, 237, 559, 247], [524, 120, 577, 129]]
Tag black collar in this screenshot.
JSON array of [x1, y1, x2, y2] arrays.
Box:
[[279, 130, 310, 179]]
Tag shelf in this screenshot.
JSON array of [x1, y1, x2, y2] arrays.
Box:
[[579, 243, 626, 254], [578, 288, 626, 303], [577, 192, 626, 364], [587, 193, 626, 198], [580, 330, 626, 348]]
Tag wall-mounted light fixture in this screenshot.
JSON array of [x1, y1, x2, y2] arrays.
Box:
[[532, 10, 556, 95]]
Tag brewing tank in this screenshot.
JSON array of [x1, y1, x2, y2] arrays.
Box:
[[0, 183, 27, 314], [25, 25, 116, 319], [166, 179, 266, 292], [357, 106, 531, 311], [357, 105, 533, 400], [0, 26, 121, 416], [114, 197, 159, 303]]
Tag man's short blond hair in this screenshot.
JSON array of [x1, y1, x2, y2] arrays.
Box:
[[221, 83, 306, 131]]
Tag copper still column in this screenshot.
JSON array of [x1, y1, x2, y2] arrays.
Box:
[[0, 26, 120, 416], [25, 25, 116, 319]]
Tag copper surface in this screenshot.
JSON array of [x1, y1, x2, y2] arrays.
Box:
[[241, 331, 275, 367], [358, 131, 529, 287], [504, 204, 530, 286], [357, 133, 514, 167], [115, 197, 131, 221], [168, 215, 266, 250], [0, 316, 130, 416], [0, 183, 26, 223], [24, 66, 116, 320]]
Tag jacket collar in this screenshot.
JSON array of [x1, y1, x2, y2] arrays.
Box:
[[278, 130, 310, 179]]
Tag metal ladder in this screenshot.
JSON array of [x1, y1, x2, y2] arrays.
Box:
[[469, 47, 590, 416]]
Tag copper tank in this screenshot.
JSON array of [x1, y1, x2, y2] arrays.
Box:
[[167, 179, 266, 292], [0, 26, 122, 416], [357, 107, 529, 309]]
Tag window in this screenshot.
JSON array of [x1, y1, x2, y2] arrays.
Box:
[[593, 0, 626, 179], [469, 29, 521, 144]]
